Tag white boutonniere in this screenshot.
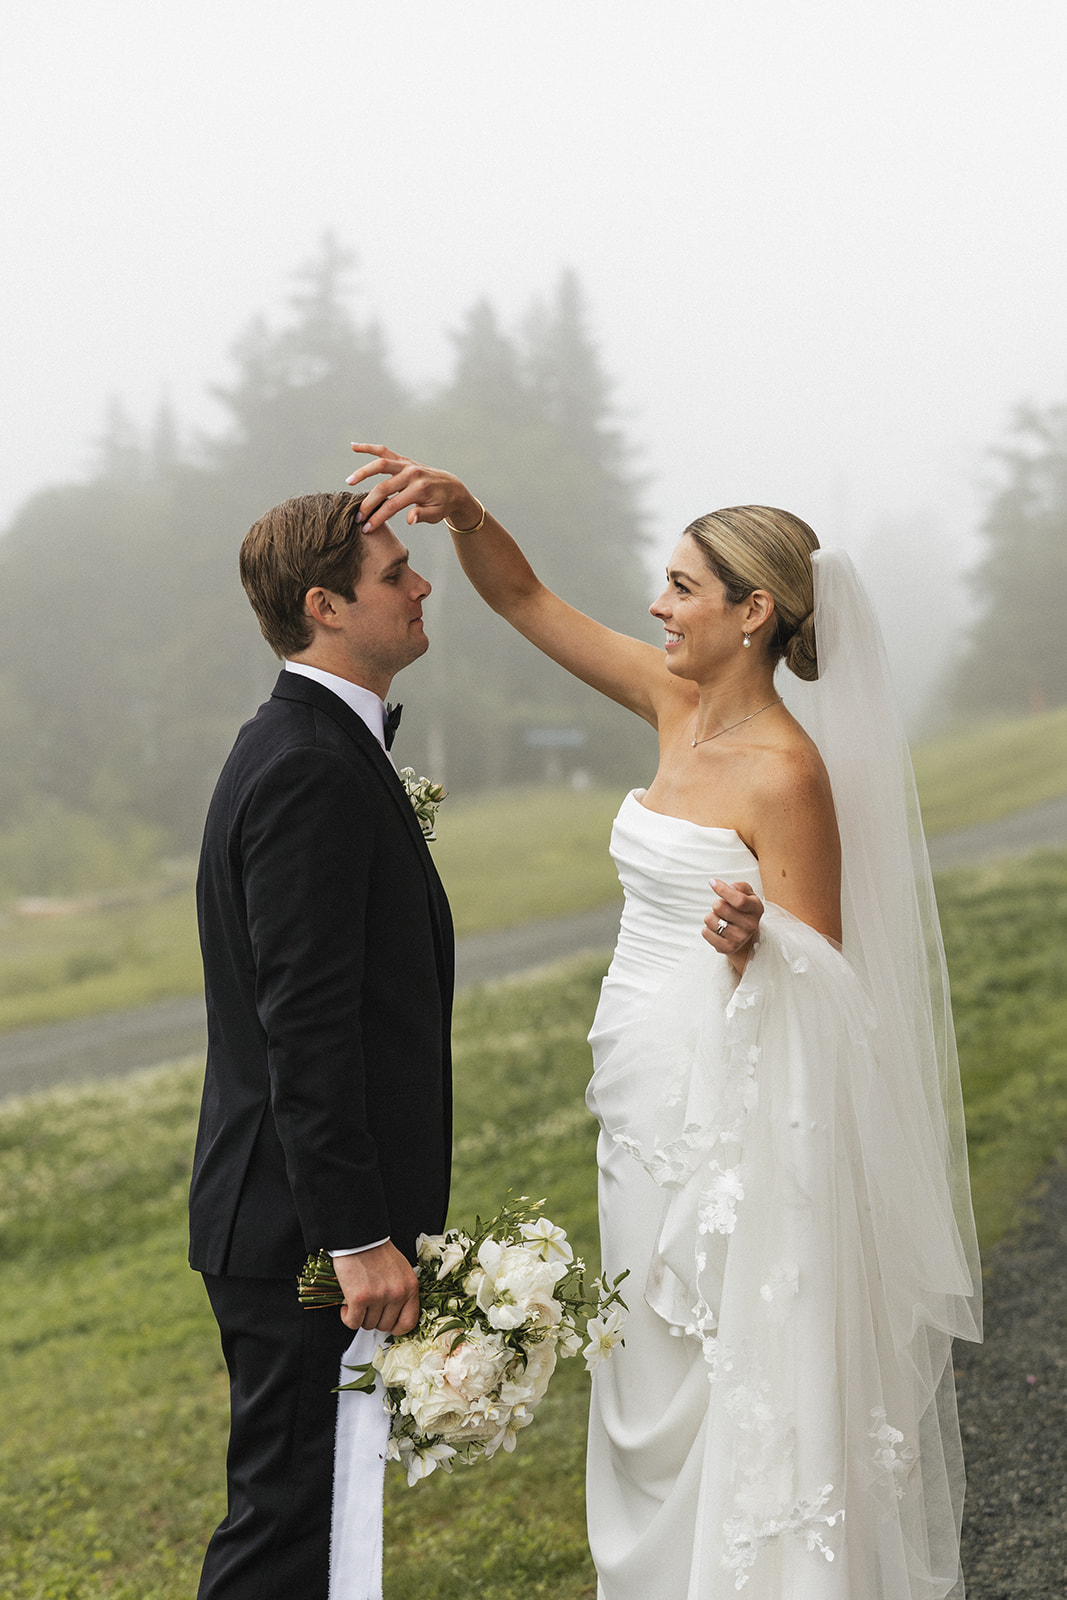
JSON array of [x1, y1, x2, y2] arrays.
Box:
[[399, 768, 447, 840]]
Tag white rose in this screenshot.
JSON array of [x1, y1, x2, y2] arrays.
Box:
[[376, 1336, 426, 1391], [407, 1386, 467, 1436], [475, 1239, 567, 1331], [498, 1336, 558, 1420], [415, 1232, 445, 1263], [441, 1328, 509, 1404]]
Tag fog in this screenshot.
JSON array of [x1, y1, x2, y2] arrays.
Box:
[[4, 0, 1066, 723]]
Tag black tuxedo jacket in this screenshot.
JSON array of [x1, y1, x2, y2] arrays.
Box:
[[189, 671, 453, 1278]]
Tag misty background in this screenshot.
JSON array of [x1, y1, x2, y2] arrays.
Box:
[[2, 0, 1066, 895]]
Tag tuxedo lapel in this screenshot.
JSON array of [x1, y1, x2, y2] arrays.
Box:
[[269, 671, 446, 924]]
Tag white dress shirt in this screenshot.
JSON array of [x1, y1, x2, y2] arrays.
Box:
[[283, 659, 390, 751], [283, 659, 392, 1259]]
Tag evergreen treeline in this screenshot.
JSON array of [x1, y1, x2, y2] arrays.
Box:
[[0, 241, 656, 893], [950, 399, 1067, 718]]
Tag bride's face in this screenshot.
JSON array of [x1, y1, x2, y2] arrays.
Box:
[[649, 535, 743, 681]]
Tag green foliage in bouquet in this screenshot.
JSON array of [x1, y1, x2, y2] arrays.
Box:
[[299, 1196, 627, 1484]]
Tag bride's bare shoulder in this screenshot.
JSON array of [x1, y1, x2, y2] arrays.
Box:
[[751, 721, 835, 817]]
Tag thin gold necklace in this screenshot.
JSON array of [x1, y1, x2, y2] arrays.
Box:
[[691, 696, 782, 748]]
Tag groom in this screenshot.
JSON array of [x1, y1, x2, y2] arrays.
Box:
[[189, 490, 453, 1599]]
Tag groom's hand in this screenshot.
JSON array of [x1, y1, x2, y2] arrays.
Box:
[[334, 1241, 420, 1335]]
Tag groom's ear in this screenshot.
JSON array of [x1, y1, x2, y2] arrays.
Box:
[[303, 587, 349, 630]]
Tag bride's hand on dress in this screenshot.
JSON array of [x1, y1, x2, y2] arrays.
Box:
[[703, 879, 763, 975]]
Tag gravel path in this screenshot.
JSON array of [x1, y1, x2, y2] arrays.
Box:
[[957, 1154, 1067, 1597]]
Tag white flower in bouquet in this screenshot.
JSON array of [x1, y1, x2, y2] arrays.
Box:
[[583, 1306, 628, 1374], [441, 1325, 510, 1404], [472, 1236, 568, 1331], [298, 1196, 628, 1486], [486, 1337, 560, 1457], [436, 1234, 471, 1280], [519, 1216, 574, 1263]]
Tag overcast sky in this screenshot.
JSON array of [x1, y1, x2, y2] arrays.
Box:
[[4, 0, 1066, 709]]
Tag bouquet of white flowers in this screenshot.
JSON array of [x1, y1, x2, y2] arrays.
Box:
[[298, 1196, 627, 1484]]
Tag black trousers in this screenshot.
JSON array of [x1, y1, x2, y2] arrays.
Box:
[[198, 1274, 356, 1600]]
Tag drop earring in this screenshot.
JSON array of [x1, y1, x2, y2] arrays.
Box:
[[742, 633, 751, 648]]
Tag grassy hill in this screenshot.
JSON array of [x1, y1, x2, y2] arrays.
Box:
[[2, 703, 1067, 1035], [911, 704, 1067, 835], [2, 845, 1067, 1597]]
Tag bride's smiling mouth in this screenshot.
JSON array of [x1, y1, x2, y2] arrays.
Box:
[[664, 630, 683, 648]]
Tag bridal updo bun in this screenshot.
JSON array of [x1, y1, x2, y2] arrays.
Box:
[[783, 610, 819, 682], [684, 505, 820, 681]]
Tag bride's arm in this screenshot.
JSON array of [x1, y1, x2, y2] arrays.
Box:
[[347, 444, 671, 725], [747, 748, 842, 944], [702, 746, 842, 975]]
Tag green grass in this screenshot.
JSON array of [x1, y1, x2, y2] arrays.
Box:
[[935, 850, 1067, 1245], [4, 696, 1067, 1038], [430, 785, 622, 936], [912, 704, 1067, 835], [0, 960, 605, 1600], [1, 852, 1066, 1597], [0, 787, 624, 1036], [0, 889, 203, 1034]]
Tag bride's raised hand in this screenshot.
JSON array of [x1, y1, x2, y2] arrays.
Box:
[[346, 443, 481, 535], [703, 879, 764, 975]]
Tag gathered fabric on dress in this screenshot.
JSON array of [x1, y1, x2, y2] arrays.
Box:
[[586, 789, 975, 1600]]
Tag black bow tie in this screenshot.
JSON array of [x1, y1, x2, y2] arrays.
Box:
[[383, 702, 403, 751]]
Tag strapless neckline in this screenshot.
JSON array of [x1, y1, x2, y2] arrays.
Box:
[[628, 788, 749, 847]]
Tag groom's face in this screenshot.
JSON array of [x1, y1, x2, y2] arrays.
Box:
[[339, 524, 432, 684]]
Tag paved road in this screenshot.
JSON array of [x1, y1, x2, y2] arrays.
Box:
[[926, 791, 1067, 872], [3, 791, 1066, 1106], [0, 901, 624, 1103]]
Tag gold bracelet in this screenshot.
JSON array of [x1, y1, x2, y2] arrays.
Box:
[[444, 497, 486, 535]]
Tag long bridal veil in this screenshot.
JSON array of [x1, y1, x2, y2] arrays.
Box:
[[786, 550, 981, 1344], [787, 549, 982, 1588]]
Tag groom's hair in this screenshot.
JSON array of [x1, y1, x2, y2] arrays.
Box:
[[240, 490, 369, 657]]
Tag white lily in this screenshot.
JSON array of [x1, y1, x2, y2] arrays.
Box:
[[583, 1306, 628, 1373], [519, 1216, 574, 1264]]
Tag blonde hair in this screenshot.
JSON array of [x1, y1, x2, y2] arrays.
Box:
[[684, 505, 820, 681]]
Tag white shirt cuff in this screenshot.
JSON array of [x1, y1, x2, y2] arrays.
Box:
[[328, 1238, 389, 1258]]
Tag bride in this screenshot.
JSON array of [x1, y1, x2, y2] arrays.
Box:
[[346, 446, 982, 1599]]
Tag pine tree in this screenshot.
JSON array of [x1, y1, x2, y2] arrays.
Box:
[[394, 274, 656, 791], [951, 402, 1067, 716], [208, 232, 406, 507], [0, 252, 657, 874]]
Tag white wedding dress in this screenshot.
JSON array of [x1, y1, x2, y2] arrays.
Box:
[[586, 789, 977, 1599]]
